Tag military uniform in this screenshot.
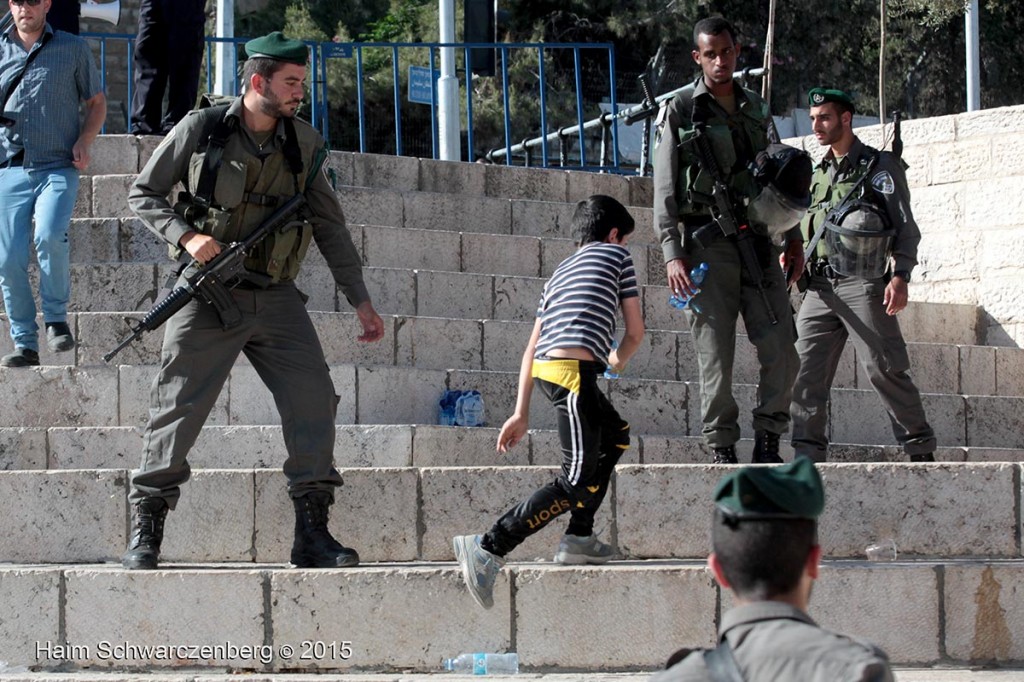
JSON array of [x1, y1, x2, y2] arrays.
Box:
[[651, 601, 893, 681], [791, 89, 935, 462], [652, 458, 894, 682], [653, 77, 798, 454]]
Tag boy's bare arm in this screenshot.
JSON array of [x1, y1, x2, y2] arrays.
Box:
[[497, 318, 543, 452], [608, 297, 645, 373]]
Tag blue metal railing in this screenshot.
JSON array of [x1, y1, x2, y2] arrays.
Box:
[[81, 33, 618, 170]]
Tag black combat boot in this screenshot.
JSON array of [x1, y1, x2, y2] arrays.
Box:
[[752, 431, 784, 464], [291, 491, 360, 568], [909, 452, 935, 462], [711, 445, 738, 464], [122, 497, 169, 570]]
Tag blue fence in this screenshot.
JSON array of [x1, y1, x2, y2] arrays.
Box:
[[82, 33, 621, 170]]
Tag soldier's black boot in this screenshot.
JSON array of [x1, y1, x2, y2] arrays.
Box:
[[711, 445, 738, 464], [291, 491, 360, 568], [910, 452, 935, 462], [752, 431, 784, 464], [122, 497, 169, 570]]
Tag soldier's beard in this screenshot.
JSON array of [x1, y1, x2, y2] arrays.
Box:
[[259, 88, 301, 119]]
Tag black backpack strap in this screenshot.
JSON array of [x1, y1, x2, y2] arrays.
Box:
[[281, 117, 303, 194], [703, 639, 745, 682], [191, 104, 236, 219]]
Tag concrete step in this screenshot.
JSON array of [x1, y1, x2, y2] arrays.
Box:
[[0, 673, 1021, 682], [0, 463, 1019, 564], [5, 310, 1016, 396], [2, 558, 1023, 670], [0, 255, 984, 346], [6, 423, 1021, 473], [1, 357, 1021, 448]]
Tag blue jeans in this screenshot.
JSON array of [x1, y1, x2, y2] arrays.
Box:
[[0, 166, 79, 352]]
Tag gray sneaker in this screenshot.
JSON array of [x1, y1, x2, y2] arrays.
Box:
[[453, 534, 505, 609], [553, 533, 617, 565]]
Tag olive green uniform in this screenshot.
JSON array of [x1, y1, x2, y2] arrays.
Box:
[[127, 97, 370, 508], [653, 78, 798, 449], [650, 601, 894, 682], [791, 137, 935, 461]]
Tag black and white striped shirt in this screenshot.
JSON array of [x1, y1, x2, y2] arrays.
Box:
[[535, 242, 638, 362]]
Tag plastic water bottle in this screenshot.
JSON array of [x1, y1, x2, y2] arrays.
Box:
[[604, 340, 620, 379], [455, 390, 486, 427], [442, 652, 519, 675], [669, 262, 709, 314]]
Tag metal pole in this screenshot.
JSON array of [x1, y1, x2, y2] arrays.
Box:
[[437, 0, 460, 160], [878, 0, 886, 125], [215, 0, 235, 96], [965, 0, 981, 111]]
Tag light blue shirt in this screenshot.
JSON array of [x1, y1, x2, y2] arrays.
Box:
[[0, 23, 103, 169]]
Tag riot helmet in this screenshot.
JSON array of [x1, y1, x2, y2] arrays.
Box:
[[823, 196, 895, 279], [748, 144, 813, 238]]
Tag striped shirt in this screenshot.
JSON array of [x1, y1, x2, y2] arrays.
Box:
[[0, 24, 103, 169], [535, 242, 638, 362]]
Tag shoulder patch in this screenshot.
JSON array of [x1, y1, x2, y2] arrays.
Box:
[[871, 170, 895, 195]]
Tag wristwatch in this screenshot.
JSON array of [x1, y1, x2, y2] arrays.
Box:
[[892, 270, 911, 282]]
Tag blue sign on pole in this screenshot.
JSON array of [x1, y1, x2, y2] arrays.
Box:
[[408, 65, 438, 105], [322, 43, 353, 59]]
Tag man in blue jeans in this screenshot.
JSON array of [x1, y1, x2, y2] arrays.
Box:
[[0, 0, 106, 367]]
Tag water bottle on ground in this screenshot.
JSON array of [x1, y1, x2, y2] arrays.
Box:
[[442, 652, 520, 674], [455, 390, 486, 427], [669, 262, 709, 314]]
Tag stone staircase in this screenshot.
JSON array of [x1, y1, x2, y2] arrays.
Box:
[[2, 119, 1024, 676]]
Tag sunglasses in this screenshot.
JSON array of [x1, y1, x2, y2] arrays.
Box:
[[11, 0, 44, 6]]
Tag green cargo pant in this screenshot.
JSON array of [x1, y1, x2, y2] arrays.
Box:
[[129, 282, 344, 509], [682, 238, 799, 449]]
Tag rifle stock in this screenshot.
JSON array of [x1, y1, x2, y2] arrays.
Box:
[[683, 128, 778, 325], [104, 193, 307, 363]]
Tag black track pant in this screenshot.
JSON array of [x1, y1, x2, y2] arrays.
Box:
[[484, 359, 629, 557]]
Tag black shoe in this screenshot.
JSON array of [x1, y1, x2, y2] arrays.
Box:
[[752, 431, 784, 464], [909, 453, 935, 462], [1, 347, 40, 367], [711, 445, 738, 464], [122, 497, 169, 570], [45, 322, 75, 352], [291, 491, 360, 568]]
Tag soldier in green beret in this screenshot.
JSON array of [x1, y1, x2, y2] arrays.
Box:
[[653, 17, 803, 466], [122, 32, 385, 570], [790, 87, 935, 462], [652, 459, 894, 681]]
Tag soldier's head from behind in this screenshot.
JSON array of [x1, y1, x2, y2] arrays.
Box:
[[571, 195, 635, 247], [242, 32, 309, 119], [709, 459, 825, 606], [808, 87, 856, 149], [692, 17, 739, 90]]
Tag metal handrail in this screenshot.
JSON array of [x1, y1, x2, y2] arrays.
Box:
[[485, 66, 766, 171]]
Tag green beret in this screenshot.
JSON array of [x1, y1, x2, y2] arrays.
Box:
[[244, 31, 308, 66], [714, 458, 824, 521], [808, 87, 855, 114]]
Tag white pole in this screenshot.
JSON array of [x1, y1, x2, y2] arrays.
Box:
[[437, 0, 460, 160], [965, 0, 981, 111], [215, 0, 235, 96], [878, 0, 886, 125]]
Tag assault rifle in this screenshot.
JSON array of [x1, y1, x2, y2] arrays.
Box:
[[684, 128, 778, 324], [103, 193, 307, 362]]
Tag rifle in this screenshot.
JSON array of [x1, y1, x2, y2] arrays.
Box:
[[103, 193, 307, 362], [683, 128, 778, 324], [624, 74, 659, 176]]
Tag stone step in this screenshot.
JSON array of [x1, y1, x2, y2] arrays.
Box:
[[4, 309, 1016, 396], [5, 423, 1021, 473], [79, 136, 654, 208], [1, 558, 1022, 670], [0, 463, 1018, 564], [0, 674, 1019, 682], [0, 256, 983, 346], [0, 357, 1020, 448]]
